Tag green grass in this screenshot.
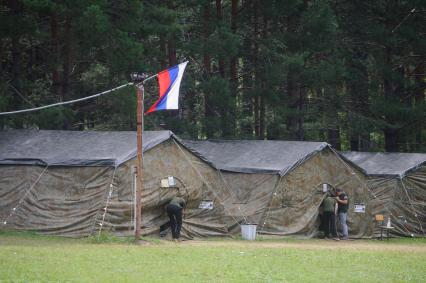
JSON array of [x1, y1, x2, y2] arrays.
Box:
[[0, 231, 425, 282]]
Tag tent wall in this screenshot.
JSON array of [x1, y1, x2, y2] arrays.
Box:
[[403, 165, 426, 236], [0, 166, 46, 223], [206, 172, 280, 233], [259, 148, 372, 238], [0, 139, 229, 238], [342, 151, 426, 237], [100, 139, 228, 238], [1, 136, 382, 239], [365, 165, 425, 237], [368, 176, 402, 236], [0, 165, 113, 237]]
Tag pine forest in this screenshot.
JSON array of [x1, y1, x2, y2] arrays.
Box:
[[1, 0, 425, 152]]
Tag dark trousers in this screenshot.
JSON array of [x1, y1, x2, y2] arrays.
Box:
[[167, 204, 183, 239], [323, 211, 338, 238]]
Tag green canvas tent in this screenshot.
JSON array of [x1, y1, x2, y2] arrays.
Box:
[[342, 152, 426, 237], [0, 130, 227, 238], [183, 140, 373, 238]]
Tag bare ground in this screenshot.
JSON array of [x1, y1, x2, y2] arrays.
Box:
[[161, 239, 426, 253]]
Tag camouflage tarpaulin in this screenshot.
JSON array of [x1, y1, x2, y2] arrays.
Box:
[[342, 152, 426, 237], [183, 140, 373, 238], [0, 130, 228, 238]]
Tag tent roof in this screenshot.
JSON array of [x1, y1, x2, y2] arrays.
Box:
[[342, 151, 426, 177], [0, 130, 173, 167], [181, 139, 329, 175]]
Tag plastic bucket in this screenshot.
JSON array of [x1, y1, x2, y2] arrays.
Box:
[[241, 224, 257, 240]]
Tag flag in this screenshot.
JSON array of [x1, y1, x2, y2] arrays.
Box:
[[145, 61, 188, 114]]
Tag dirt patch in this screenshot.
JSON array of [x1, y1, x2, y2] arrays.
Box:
[[165, 239, 426, 253]]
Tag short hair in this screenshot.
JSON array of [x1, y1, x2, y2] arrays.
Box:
[[336, 188, 342, 193]]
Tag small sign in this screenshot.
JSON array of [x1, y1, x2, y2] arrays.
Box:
[[322, 184, 328, 192], [199, 200, 214, 210], [161, 179, 169, 188], [354, 203, 365, 213], [168, 176, 176, 187], [161, 176, 176, 188]]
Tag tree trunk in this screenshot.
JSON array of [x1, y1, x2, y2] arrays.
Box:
[[348, 49, 370, 151], [0, 41, 3, 73], [328, 128, 341, 150], [253, 1, 260, 138], [8, 0, 21, 82], [11, 35, 20, 81], [259, 95, 265, 139], [230, 0, 238, 84], [384, 129, 399, 152], [62, 15, 72, 100], [229, 0, 238, 136], [50, 10, 61, 97], [216, 0, 225, 77], [203, 2, 211, 75], [383, 48, 399, 152], [203, 2, 214, 138], [414, 62, 425, 151], [350, 134, 371, 151], [285, 11, 301, 140], [240, 0, 256, 138], [297, 87, 305, 140], [160, 35, 167, 69], [254, 96, 260, 137], [286, 73, 299, 139], [167, 36, 177, 66], [241, 58, 253, 137]]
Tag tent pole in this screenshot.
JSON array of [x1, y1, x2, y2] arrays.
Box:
[[135, 84, 144, 241]]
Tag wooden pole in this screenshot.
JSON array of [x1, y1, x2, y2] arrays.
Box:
[[135, 84, 144, 241]]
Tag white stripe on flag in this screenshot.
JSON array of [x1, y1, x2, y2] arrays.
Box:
[[165, 61, 188, 109]]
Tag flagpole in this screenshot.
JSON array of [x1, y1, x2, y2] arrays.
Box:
[[132, 62, 185, 241], [135, 84, 144, 241]]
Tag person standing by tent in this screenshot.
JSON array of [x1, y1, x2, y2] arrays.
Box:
[[166, 194, 186, 242], [322, 193, 340, 240], [336, 188, 349, 240]]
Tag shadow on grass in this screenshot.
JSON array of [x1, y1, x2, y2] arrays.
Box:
[[1, 229, 424, 246], [0, 230, 162, 246], [87, 232, 162, 245]]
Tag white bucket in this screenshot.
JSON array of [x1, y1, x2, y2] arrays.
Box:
[[241, 224, 257, 240]]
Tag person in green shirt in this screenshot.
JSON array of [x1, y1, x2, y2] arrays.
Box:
[[322, 192, 339, 240], [166, 194, 186, 241]]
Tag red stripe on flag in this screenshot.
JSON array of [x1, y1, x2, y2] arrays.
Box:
[[157, 70, 171, 98]]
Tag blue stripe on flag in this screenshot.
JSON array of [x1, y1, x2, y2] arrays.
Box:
[[155, 65, 179, 110]]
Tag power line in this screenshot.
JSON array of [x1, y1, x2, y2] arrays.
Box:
[[0, 82, 134, 116], [392, 8, 416, 33]]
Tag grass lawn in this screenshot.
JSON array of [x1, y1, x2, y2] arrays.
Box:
[[0, 231, 425, 282]]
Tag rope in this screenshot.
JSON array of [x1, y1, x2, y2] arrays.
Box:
[[2, 165, 49, 226], [258, 175, 283, 233], [0, 83, 134, 116], [96, 166, 118, 238], [172, 139, 242, 228], [130, 167, 137, 232], [258, 149, 324, 233], [400, 178, 425, 236], [217, 169, 249, 224]]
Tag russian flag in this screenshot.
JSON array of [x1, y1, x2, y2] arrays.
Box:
[[145, 61, 188, 115]]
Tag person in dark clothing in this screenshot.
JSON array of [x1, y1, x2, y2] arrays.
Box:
[[336, 188, 349, 240], [322, 193, 339, 240], [166, 195, 186, 241]]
